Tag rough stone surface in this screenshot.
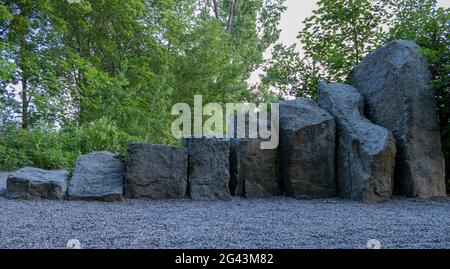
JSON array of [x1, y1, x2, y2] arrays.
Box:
[[6, 167, 67, 200], [230, 138, 280, 198], [349, 40, 446, 198], [279, 99, 337, 199], [182, 137, 231, 201], [124, 143, 188, 200], [0, 172, 8, 196], [318, 82, 397, 202], [68, 151, 124, 202]]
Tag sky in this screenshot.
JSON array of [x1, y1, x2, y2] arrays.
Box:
[[278, 0, 318, 50]]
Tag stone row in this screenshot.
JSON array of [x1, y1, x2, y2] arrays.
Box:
[[5, 40, 446, 202]]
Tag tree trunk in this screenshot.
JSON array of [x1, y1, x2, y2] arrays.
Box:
[[212, 0, 219, 19], [21, 75, 28, 129], [19, 33, 29, 129], [350, 11, 360, 65], [226, 0, 239, 32]]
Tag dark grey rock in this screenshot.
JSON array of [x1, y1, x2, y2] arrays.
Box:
[[124, 144, 188, 199], [279, 99, 337, 199], [349, 40, 446, 198], [182, 137, 231, 201], [228, 112, 280, 198], [68, 151, 124, 202], [318, 82, 397, 202], [0, 172, 7, 196], [6, 167, 67, 200], [230, 137, 280, 198]]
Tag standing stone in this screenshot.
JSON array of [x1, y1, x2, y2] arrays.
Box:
[[230, 138, 280, 198], [349, 40, 446, 198], [182, 137, 231, 201], [124, 143, 188, 199], [68, 151, 124, 202], [7, 167, 67, 200], [279, 99, 337, 199], [318, 82, 397, 202]]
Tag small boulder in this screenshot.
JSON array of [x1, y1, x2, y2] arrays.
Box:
[[124, 143, 188, 199], [349, 40, 446, 198], [279, 99, 337, 199], [183, 137, 231, 201], [7, 167, 67, 200], [318, 82, 397, 202], [68, 151, 124, 202]]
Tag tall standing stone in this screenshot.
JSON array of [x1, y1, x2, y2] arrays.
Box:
[[349, 40, 446, 198], [124, 143, 188, 199], [68, 151, 124, 202], [279, 99, 337, 199], [318, 82, 397, 202], [183, 137, 231, 201], [230, 138, 280, 198], [228, 112, 280, 198]]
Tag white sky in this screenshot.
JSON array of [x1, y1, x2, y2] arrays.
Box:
[[278, 0, 318, 49]]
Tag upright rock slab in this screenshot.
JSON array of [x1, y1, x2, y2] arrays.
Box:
[[230, 138, 280, 198], [183, 137, 231, 201], [279, 99, 337, 199], [68, 151, 124, 202], [318, 82, 397, 202], [125, 144, 188, 199], [7, 167, 67, 200], [349, 40, 446, 198]]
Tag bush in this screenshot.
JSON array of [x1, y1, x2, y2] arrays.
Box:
[[0, 117, 135, 171], [0, 143, 29, 170]]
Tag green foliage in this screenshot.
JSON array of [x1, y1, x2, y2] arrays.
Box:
[[0, 128, 72, 170], [261, 43, 320, 99], [261, 0, 385, 98], [0, 0, 286, 170], [0, 117, 139, 170], [299, 0, 384, 83]]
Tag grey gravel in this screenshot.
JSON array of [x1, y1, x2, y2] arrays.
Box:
[[0, 173, 449, 249]]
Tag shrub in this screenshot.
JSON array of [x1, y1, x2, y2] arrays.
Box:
[[0, 117, 134, 171]]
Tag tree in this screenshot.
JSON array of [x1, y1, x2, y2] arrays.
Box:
[[298, 0, 384, 84], [165, 0, 286, 105], [0, 0, 287, 170], [47, 0, 175, 142], [260, 0, 385, 99], [260, 43, 320, 99], [1, 0, 61, 129]]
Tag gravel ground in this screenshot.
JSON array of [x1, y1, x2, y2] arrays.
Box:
[[0, 174, 449, 249]]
